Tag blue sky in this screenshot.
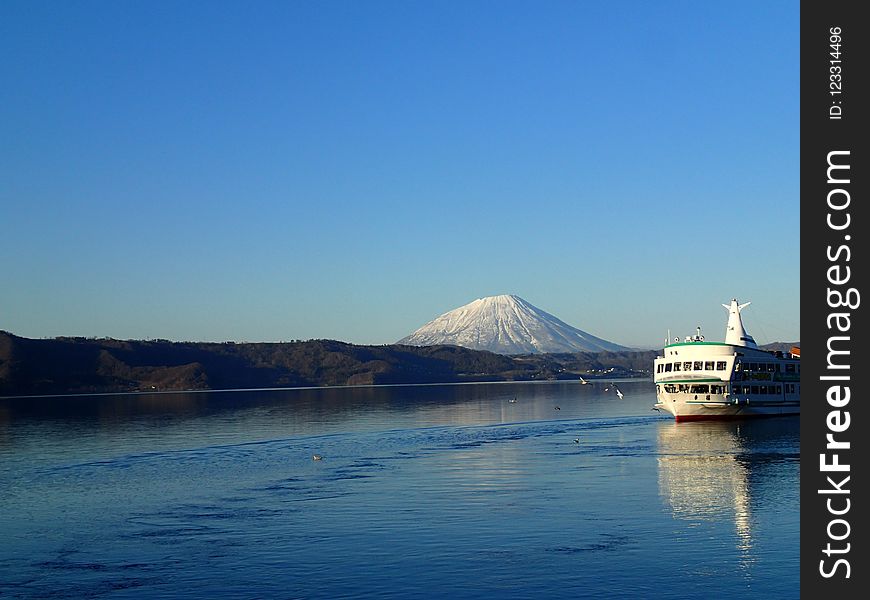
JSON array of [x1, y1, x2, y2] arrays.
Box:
[[1, 1, 799, 348]]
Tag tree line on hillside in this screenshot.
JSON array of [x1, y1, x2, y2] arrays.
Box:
[[0, 331, 792, 397]]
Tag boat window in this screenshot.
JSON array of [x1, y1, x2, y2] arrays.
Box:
[[751, 385, 759, 394], [664, 384, 677, 393], [704, 361, 714, 370], [710, 385, 724, 394], [786, 364, 795, 373], [776, 385, 782, 394], [716, 361, 727, 370], [759, 385, 768, 394], [766, 363, 775, 372], [664, 363, 672, 372], [693, 361, 702, 370], [678, 384, 689, 392], [672, 362, 681, 372], [657, 364, 663, 373], [774, 364, 781, 371], [747, 363, 757, 371], [684, 361, 692, 371]]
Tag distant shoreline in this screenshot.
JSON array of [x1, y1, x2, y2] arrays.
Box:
[[0, 331, 793, 399], [0, 376, 654, 400]]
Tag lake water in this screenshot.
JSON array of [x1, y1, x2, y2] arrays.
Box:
[[0, 381, 799, 599]]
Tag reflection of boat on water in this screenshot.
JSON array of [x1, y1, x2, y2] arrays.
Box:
[[657, 421, 752, 550], [653, 299, 800, 421], [657, 422, 756, 568], [656, 418, 799, 561]]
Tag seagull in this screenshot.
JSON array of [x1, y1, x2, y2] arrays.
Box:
[[579, 376, 590, 385], [573, 438, 580, 444], [616, 389, 624, 400], [604, 386, 610, 392], [554, 406, 561, 410], [508, 397, 517, 403], [312, 454, 323, 461]]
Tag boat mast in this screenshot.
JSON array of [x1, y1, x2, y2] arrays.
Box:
[[722, 299, 758, 348]]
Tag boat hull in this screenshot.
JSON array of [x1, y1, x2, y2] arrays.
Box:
[[654, 398, 800, 422]]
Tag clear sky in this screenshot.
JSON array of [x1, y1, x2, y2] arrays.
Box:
[[1, 1, 799, 349]]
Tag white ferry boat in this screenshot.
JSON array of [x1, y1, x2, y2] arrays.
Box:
[[653, 299, 800, 421]]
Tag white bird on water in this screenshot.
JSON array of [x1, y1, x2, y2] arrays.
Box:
[[312, 454, 323, 461], [616, 388, 624, 400]]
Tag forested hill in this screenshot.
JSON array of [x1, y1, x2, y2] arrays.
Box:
[[0, 331, 661, 397]]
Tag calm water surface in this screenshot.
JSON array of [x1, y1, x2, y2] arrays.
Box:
[[0, 381, 799, 599]]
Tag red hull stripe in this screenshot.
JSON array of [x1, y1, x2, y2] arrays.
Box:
[[674, 412, 799, 422]]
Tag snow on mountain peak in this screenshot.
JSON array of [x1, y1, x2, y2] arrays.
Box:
[[397, 295, 627, 355]]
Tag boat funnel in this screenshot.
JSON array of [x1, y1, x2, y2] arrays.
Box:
[[722, 299, 758, 348]]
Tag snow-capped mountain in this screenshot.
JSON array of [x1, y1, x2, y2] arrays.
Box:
[[397, 295, 627, 355]]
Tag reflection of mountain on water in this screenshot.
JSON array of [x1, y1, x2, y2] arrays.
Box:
[[656, 418, 799, 555]]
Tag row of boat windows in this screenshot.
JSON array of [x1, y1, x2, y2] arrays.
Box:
[[661, 384, 728, 394], [658, 383, 798, 394], [736, 362, 799, 373], [657, 361, 727, 373], [656, 361, 800, 374]]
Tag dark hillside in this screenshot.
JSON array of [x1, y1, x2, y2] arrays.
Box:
[[0, 331, 667, 397], [0, 332, 529, 396]]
